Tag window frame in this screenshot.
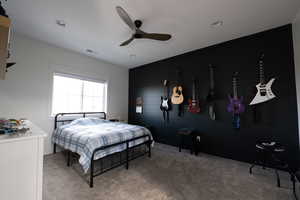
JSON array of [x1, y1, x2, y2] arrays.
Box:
[[51, 72, 108, 116]]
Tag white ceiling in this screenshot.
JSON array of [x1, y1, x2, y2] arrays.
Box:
[[5, 0, 300, 68]]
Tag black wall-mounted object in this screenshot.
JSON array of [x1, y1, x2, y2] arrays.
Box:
[[128, 24, 299, 168], [0, 1, 8, 18]]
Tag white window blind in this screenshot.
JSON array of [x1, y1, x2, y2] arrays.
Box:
[[52, 73, 107, 115]]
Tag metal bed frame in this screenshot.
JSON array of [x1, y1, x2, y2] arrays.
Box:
[[53, 112, 152, 188]]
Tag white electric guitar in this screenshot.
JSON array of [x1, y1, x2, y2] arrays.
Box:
[[249, 53, 276, 105]]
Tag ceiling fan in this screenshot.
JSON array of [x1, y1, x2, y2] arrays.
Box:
[[116, 6, 172, 46]]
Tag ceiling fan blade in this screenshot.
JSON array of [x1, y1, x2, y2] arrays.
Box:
[[116, 6, 136, 31], [140, 33, 172, 41], [120, 36, 135, 46]]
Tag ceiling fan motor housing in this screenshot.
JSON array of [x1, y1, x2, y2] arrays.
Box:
[[134, 20, 142, 28]]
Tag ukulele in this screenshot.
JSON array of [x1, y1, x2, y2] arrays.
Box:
[[171, 70, 184, 105], [249, 53, 276, 105], [206, 64, 216, 120], [188, 78, 200, 113], [227, 72, 245, 129], [160, 80, 171, 111]]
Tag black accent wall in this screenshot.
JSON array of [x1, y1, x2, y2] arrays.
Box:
[[129, 24, 299, 167]]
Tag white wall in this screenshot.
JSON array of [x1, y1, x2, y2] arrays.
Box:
[[293, 10, 300, 144], [0, 33, 129, 154]]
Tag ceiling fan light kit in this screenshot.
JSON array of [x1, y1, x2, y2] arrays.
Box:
[[116, 6, 172, 46]]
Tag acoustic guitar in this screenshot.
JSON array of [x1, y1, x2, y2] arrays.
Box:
[[171, 70, 184, 105], [188, 78, 200, 113]]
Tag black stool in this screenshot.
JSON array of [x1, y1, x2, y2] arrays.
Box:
[[178, 128, 200, 155], [249, 141, 293, 188]]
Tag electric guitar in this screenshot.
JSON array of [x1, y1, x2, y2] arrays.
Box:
[[188, 78, 200, 113], [206, 64, 216, 120], [160, 80, 171, 111], [249, 53, 276, 105], [227, 72, 245, 129], [171, 70, 184, 105]]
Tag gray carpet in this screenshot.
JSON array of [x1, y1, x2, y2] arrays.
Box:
[[43, 144, 294, 200]]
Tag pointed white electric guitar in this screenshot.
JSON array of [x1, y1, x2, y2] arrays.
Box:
[[250, 54, 276, 105]]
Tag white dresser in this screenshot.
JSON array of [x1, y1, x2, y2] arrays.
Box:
[[0, 121, 46, 200]]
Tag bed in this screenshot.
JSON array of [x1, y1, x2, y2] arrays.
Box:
[[52, 112, 153, 187]]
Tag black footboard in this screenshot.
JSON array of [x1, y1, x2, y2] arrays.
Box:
[[89, 134, 152, 188]]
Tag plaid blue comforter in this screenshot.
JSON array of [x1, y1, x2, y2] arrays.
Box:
[[52, 118, 152, 173]]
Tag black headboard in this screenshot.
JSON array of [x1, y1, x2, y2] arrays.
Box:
[[54, 112, 106, 129]]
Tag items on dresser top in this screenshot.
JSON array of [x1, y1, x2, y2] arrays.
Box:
[[0, 118, 30, 135]]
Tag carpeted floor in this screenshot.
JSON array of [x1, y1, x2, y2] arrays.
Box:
[[43, 144, 294, 200]]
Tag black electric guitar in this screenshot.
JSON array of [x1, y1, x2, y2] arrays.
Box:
[[206, 64, 216, 120], [160, 80, 171, 121]]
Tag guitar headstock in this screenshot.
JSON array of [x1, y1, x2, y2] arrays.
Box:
[[233, 72, 239, 79], [258, 53, 265, 67], [259, 52, 265, 61], [163, 80, 168, 86]]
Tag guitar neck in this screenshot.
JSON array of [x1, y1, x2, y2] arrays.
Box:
[[233, 83, 237, 99], [259, 60, 265, 85], [163, 80, 168, 97], [258, 53, 265, 85], [209, 66, 215, 90], [192, 79, 196, 99], [233, 73, 238, 99]]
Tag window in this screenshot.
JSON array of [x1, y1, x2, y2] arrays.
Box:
[[52, 73, 107, 115]]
